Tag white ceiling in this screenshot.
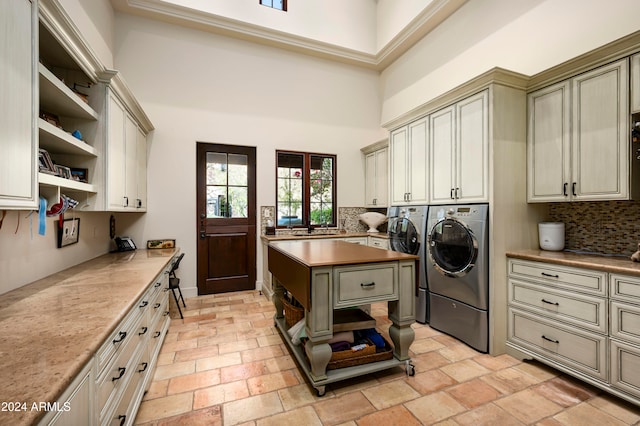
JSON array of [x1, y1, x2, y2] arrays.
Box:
[[110, 0, 468, 70]]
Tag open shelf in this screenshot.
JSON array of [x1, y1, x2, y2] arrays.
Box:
[[38, 172, 97, 193], [39, 63, 99, 120], [38, 118, 98, 156]]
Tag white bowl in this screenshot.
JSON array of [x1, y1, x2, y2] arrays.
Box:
[[359, 212, 387, 233]]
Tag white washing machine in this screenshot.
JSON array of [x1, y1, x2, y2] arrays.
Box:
[[387, 205, 429, 323], [426, 204, 489, 352]]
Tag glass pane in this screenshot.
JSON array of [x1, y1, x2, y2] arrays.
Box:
[[206, 186, 227, 218], [273, 0, 283, 10], [228, 154, 247, 186], [261, 0, 273, 6], [228, 186, 248, 218], [310, 202, 332, 225], [206, 152, 227, 186]]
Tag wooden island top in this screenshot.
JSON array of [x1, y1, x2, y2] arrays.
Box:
[[269, 240, 418, 267]]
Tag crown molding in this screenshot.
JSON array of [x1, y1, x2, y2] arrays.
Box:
[[111, 0, 467, 71], [381, 67, 530, 130]]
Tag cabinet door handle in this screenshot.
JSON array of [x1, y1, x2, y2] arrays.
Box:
[[563, 182, 568, 196], [153, 331, 161, 338], [541, 299, 559, 306], [112, 331, 127, 344], [136, 199, 142, 208], [139, 301, 148, 308], [572, 182, 576, 196], [541, 335, 559, 344], [138, 326, 148, 336], [450, 188, 455, 199], [112, 367, 126, 382], [123, 196, 129, 207], [154, 282, 161, 288], [541, 272, 559, 278], [361, 282, 375, 287], [455, 187, 460, 199], [138, 362, 149, 373], [118, 415, 126, 426], [154, 303, 161, 309]]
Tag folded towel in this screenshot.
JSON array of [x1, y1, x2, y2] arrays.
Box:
[[328, 331, 354, 344], [330, 341, 351, 352]]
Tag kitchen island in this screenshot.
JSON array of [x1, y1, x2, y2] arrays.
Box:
[[268, 240, 418, 396]]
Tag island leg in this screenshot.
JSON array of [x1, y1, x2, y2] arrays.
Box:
[[387, 260, 417, 360], [272, 277, 285, 322], [304, 338, 332, 381], [388, 320, 415, 360]]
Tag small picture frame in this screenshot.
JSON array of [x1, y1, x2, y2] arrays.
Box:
[[70, 167, 88, 183], [147, 239, 176, 249], [54, 165, 71, 179], [38, 149, 56, 174], [57, 218, 80, 248]]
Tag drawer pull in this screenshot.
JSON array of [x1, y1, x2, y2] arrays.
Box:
[[361, 282, 376, 287], [139, 301, 149, 308], [541, 272, 559, 278], [118, 415, 126, 426], [155, 282, 161, 288], [138, 362, 149, 373], [154, 303, 161, 309], [138, 327, 148, 336], [112, 367, 126, 382], [541, 299, 559, 306], [153, 331, 161, 338], [112, 331, 127, 344], [163, 311, 170, 316], [541, 335, 559, 344]]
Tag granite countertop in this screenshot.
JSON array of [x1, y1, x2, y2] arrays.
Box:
[[269, 239, 416, 267], [506, 249, 640, 277], [261, 231, 387, 242], [0, 248, 178, 426]]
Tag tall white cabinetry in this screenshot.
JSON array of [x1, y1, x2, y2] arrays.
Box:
[[390, 118, 428, 205], [430, 91, 488, 204], [527, 59, 629, 202], [107, 91, 147, 211], [0, 0, 38, 209], [361, 139, 388, 207]]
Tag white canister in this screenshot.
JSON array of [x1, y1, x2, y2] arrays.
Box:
[[538, 222, 565, 251]]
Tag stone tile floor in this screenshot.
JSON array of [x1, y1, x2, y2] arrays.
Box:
[[134, 290, 640, 425]]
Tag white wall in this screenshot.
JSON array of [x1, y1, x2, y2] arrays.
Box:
[[139, 0, 378, 54], [112, 13, 387, 296], [376, 0, 435, 51], [58, 0, 115, 68], [380, 0, 640, 125], [0, 211, 114, 294]]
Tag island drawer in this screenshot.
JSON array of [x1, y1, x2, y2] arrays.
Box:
[[508, 259, 606, 296], [508, 307, 607, 381], [333, 262, 397, 308]]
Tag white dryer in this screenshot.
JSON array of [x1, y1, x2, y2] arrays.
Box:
[[426, 204, 489, 352]]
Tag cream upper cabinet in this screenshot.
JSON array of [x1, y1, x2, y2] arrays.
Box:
[[528, 59, 629, 202], [389, 118, 428, 205], [430, 90, 488, 204], [363, 142, 388, 207], [0, 0, 37, 209], [631, 53, 640, 113], [107, 90, 148, 211]]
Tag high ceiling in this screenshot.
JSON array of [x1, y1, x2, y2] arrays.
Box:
[[110, 0, 467, 70]]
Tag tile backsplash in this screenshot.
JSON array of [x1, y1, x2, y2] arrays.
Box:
[[548, 200, 640, 256], [259, 206, 388, 235]]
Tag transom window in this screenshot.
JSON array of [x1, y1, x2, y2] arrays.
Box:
[[260, 0, 287, 11], [276, 151, 336, 228]]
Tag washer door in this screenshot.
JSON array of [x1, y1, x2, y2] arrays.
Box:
[[428, 218, 478, 277], [389, 217, 420, 255]]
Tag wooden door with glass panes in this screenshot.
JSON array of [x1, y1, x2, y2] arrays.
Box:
[[196, 143, 256, 294]]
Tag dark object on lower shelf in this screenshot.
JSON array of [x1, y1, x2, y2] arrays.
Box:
[[281, 295, 304, 327], [327, 335, 393, 370]]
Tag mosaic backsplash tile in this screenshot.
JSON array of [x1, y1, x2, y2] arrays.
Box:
[[548, 200, 640, 256], [259, 206, 388, 235]]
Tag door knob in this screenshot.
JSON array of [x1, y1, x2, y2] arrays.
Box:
[[200, 232, 206, 240]]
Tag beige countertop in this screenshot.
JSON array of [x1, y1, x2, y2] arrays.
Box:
[[0, 248, 178, 426], [269, 239, 416, 268], [506, 249, 640, 277], [261, 231, 387, 243]]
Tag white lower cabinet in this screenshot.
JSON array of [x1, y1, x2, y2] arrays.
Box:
[[38, 256, 174, 426], [507, 258, 640, 406], [368, 236, 389, 250]]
